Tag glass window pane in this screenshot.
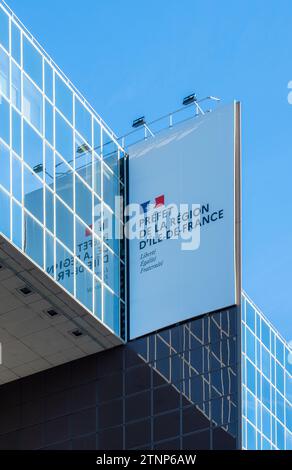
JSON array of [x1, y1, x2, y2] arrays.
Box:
[[104, 287, 120, 335], [45, 99, 53, 145], [246, 302, 255, 331], [24, 213, 44, 268], [104, 246, 119, 296], [56, 198, 73, 251], [23, 121, 43, 171], [103, 132, 119, 175], [45, 188, 54, 234], [12, 108, 21, 156], [261, 320, 270, 349], [276, 363, 284, 394], [262, 346, 270, 379], [45, 144, 54, 188], [0, 186, 10, 238], [55, 111, 73, 164], [75, 175, 92, 226], [94, 276, 102, 319], [44, 61, 53, 102], [246, 328, 256, 363], [262, 376, 271, 409], [12, 200, 22, 249], [276, 337, 284, 364], [23, 166, 43, 223], [103, 206, 121, 255], [94, 235, 102, 279], [11, 22, 21, 64], [0, 47, 9, 98], [246, 359, 256, 393], [12, 153, 22, 202], [0, 95, 10, 145], [23, 37, 43, 89], [0, 7, 9, 51], [55, 74, 73, 122], [75, 98, 92, 144], [247, 422, 256, 450], [45, 231, 54, 278], [56, 241, 74, 295], [93, 153, 101, 196], [55, 153, 73, 208], [23, 75, 43, 132], [93, 119, 101, 155], [11, 62, 21, 110], [0, 141, 10, 192], [75, 217, 93, 271], [103, 164, 119, 211], [75, 132, 92, 185], [246, 389, 256, 424], [262, 407, 271, 440], [276, 391, 284, 423], [76, 261, 93, 311]]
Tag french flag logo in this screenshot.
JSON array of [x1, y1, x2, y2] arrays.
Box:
[[141, 195, 165, 214]]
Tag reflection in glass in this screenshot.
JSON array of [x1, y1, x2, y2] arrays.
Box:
[[45, 99, 53, 145], [76, 260, 93, 311], [23, 165, 44, 223], [45, 231, 54, 278], [93, 119, 101, 154], [0, 7, 9, 51], [23, 37, 43, 89], [55, 111, 73, 164], [93, 153, 101, 196], [45, 188, 54, 234], [104, 286, 120, 335], [55, 73, 73, 122], [103, 163, 119, 211], [103, 246, 119, 296], [11, 22, 21, 64], [11, 62, 21, 110], [75, 175, 92, 226], [94, 276, 102, 319], [56, 198, 73, 251], [103, 133, 119, 175], [23, 75, 43, 132], [12, 153, 22, 202], [23, 121, 43, 172], [75, 97, 92, 144], [75, 132, 92, 185], [55, 153, 73, 208], [44, 61, 53, 102], [0, 96, 10, 145], [12, 108, 21, 156], [0, 186, 10, 238], [12, 200, 22, 249], [56, 240, 74, 295], [24, 212, 44, 268], [0, 44, 9, 98], [0, 141, 10, 192], [45, 144, 54, 188], [75, 217, 93, 271], [94, 235, 102, 280]]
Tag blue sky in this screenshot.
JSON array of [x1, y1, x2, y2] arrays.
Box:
[[8, 0, 292, 339]]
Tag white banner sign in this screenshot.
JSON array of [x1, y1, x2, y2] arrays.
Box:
[[129, 102, 240, 339]]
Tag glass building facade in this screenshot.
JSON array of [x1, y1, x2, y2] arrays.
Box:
[[0, 1, 126, 338], [0, 0, 291, 451], [242, 292, 292, 450]]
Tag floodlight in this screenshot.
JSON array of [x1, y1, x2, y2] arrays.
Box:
[[182, 94, 197, 106], [132, 116, 146, 129]]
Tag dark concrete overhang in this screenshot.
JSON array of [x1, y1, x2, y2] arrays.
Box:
[[0, 235, 123, 385]]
